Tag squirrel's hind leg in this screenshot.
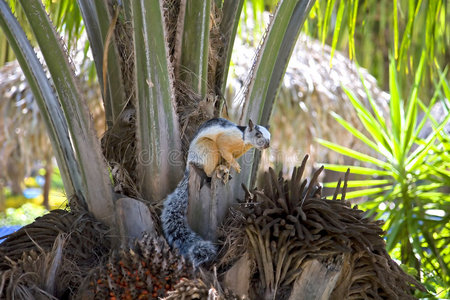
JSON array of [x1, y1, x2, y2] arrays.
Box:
[[219, 150, 241, 173], [193, 138, 220, 177]]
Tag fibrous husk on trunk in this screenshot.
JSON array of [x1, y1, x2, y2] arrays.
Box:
[[218, 155, 425, 299], [0, 234, 75, 299], [0, 208, 110, 267], [0, 209, 110, 298]]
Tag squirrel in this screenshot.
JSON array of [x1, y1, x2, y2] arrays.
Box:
[[161, 118, 270, 267]]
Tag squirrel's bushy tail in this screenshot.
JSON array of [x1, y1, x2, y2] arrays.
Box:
[[161, 169, 216, 267]]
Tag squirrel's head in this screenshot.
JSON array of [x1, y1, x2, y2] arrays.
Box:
[[244, 119, 271, 150]]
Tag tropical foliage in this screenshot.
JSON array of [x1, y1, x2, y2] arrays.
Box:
[[320, 56, 450, 297], [305, 0, 449, 97]]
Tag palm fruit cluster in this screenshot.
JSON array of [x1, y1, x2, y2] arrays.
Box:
[[163, 278, 210, 299], [163, 277, 244, 300], [80, 235, 194, 299]]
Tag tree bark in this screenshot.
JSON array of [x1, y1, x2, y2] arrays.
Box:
[[115, 197, 156, 248], [289, 257, 343, 300], [187, 167, 235, 242], [223, 252, 252, 298]]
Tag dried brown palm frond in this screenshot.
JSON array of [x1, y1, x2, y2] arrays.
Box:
[[78, 234, 194, 299], [0, 209, 110, 270], [227, 34, 390, 176], [111, 4, 135, 105], [0, 234, 80, 299], [162, 0, 181, 62], [219, 155, 424, 300], [100, 107, 140, 197]]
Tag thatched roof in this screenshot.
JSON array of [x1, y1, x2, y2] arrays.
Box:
[[227, 34, 390, 176], [0, 57, 103, 193]]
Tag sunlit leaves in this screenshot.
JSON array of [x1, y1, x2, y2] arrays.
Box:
[[306, 0, 448, 96], [320, 56, 450, 295]]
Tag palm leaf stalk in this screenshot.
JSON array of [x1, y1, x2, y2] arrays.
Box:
[[0, 0, 83, 208], [131, 0, 182, 202], [16, 0, 116, 228], [77, 0, 127, 128], [232, 0, 316, 198]]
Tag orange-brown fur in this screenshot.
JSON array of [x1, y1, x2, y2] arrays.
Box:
[[194, 130, 253, 177]]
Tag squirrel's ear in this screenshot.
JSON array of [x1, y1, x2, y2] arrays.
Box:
[[248, 119, 254, 131]]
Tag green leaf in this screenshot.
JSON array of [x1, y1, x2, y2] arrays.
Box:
[[321, 0, 336, 45], [411, 69, 447, 144], [343, 86, 393, 153], [393, 0, 399, 58], [317, 138, 390, 169], [347, 0, 358, 60], [441, 69, 450, 102], [356, 65, 387, 131], [330, 111, 390, 158], [324, 179, 390, 188], [407, 112, 450, 171], [322, 164, 391, 176], [329, 0, 345, 66], [386, 217, 404, 252], [388, 55, 403, 159], [397, 0, 422, 71], [341, 186, 391, 200], [403, 51, 425, 153]]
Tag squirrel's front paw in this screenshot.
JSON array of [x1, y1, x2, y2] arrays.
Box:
[[231, 162, 241, 173], [189, 240, 216, 268], [216, 164, 232, 183]]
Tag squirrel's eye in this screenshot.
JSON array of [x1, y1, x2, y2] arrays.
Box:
[[256, 133, 262, 138]]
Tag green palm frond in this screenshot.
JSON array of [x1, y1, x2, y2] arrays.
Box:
[[320, 54, 450, 294], [306, 0, 448, 99]]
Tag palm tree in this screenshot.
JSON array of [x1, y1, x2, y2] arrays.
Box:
[[0, 0, 428, 299]]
